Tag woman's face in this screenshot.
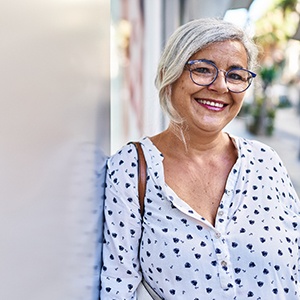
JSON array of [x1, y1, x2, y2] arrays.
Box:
[[171, 40, 249, 136]]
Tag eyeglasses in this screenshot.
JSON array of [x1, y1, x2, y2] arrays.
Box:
[[185, 59, 256, 93]]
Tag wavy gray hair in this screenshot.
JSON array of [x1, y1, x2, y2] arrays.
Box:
[[155, 18, 258, 124]]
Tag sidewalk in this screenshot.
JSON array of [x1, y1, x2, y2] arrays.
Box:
[[225, 107, 300, 198]]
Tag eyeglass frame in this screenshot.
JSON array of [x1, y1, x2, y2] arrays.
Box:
[[185, 59, 257, 93]]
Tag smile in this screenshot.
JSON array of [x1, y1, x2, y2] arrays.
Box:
[[197, 99, 224, 108], [196, 99, 226, 108]]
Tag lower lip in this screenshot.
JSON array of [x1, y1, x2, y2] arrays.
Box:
[[196, 101, 226, 112]]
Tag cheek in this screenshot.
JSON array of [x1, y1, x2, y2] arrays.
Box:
[[171, 80, 188, 102], [233, 94, 245, 106], [173, 76, 197, 98], [173, 78, 186, 91], [232, 95, 245, 115]]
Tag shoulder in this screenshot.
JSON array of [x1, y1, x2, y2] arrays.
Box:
[[106, 143, 139, 178], [233, 136, 295, 189], [234, 136, 279, 159], [233, 135, 289, 174], [107, 137, 154, 169], [107, 137, 162, 168], [108, 143, 137, 163]]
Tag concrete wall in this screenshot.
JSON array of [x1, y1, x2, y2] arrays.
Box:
[[0, 0, 109, 299]]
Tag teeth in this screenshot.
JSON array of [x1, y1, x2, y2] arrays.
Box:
[[198, 99, 224, 108]]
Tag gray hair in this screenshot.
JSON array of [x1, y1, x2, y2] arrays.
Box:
[[155, 18, 258, 124]]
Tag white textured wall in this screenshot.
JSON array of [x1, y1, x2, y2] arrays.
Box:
[[0, 0, 109, 299]]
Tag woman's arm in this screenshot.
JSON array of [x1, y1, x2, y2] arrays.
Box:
[[100, 144, 143, 299]]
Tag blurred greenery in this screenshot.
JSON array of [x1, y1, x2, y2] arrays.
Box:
[[260, 65, 278, 86], [247, 0, 299, 135]]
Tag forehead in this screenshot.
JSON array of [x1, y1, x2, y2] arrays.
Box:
[[190, 40, 248, 67]]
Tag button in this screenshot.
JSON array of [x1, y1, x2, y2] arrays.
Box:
[[215, 232, 221, 239], [221, 260, 227, 267], [218, 211, 224, 216]]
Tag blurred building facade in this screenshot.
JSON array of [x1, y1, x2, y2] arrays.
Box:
[[111, 0, 254, 152]]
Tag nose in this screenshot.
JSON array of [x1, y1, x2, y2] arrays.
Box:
[[207, 70, 228, 93]]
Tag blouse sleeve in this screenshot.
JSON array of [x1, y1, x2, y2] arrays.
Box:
[[100, 144, 142, 299], [276, 152, 300, 277], [249, 138, 300, 214], [274, 150, 300, 214], [274, 152, 300, 277]]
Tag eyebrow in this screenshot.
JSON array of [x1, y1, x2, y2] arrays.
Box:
[[199, 58, 246, 70]]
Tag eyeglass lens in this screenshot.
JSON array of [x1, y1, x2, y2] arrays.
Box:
[[188, 60, 254, 93]]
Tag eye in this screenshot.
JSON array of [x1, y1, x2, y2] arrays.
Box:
[[227, 70, 248, 82], [192, 67, 210, 74], [191, 65, 215, 76], [227, 72, 242, 81]]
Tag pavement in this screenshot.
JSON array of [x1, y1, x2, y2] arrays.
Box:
[[225, 106, 300, 198]]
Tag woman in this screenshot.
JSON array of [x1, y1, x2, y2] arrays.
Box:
[[101, 18, 300, 299]]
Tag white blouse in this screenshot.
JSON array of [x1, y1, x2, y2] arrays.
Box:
[[100, 136, 300, 299]]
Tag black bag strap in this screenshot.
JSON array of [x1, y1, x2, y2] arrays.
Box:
[[129, 142, 147, 216]]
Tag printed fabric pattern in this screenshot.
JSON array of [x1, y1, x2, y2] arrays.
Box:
[[100, 136, 300, 300]]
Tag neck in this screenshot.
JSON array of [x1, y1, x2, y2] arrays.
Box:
[[152, 123, 231, 158]]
